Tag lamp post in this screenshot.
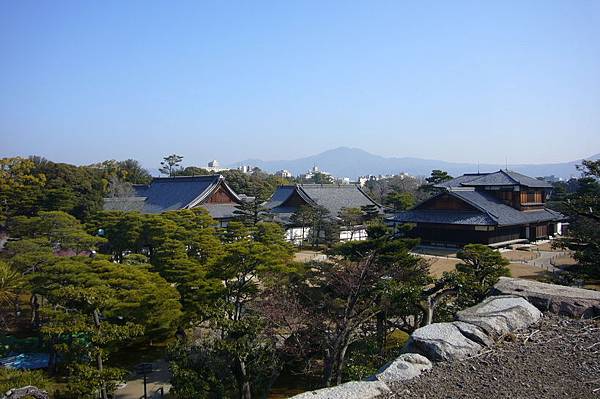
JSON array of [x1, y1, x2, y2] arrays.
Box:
[[135, 363, 153, 399]]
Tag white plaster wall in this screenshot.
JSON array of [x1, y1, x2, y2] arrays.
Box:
[[340, 229, 368, 242], [286, 227, 310, 245]]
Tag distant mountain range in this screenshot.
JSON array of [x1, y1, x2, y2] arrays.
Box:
[[231, 147, 600, 180]]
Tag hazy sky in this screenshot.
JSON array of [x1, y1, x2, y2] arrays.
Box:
[[1, 1, 599, 168]]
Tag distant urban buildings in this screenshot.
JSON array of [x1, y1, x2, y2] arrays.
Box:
[[275, 169, 293, 178], [204, 160, 255, 174], [203, 161, 415, 183], [302, 165, 332, 180], [358, 172, 413, 186], [541, 175, 564, 183], [205, 160, 229, 173]]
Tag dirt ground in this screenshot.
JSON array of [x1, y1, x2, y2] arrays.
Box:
[[426, 257, 547, 281], [535, 242, 562, 252], [294, 250, 327, 262], [552, 254, 578, 267], [500, 250, 539, 262], [505, 263, 548, 280], [293, 248, 572, 282], [384, 314, 600, 399]]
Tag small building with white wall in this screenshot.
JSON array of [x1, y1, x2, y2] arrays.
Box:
[[266, 183, 382, 245]]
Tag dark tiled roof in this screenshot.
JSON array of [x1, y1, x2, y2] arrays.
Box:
[[451, 190, 560, 225], [265, 186, 299, 209], [503, 171, 553, 188], [103, 175, 240, 217], [202, 203, 239, 220], [298, 184, 380, 216], [269, 209, 296, 225], [131, 175, 222, 213], [103, 197, 147, 212], [391, 210, 495, 225], [266, 184, 381, 223], [437, 170, 552, 189], [435, 174, 488, 188], [389, 189, 564, 227]]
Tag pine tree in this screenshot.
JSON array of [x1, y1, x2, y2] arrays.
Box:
[[233, 197, 271, 226], [31, 258, 181, 397], [159, 154, 184, 177]]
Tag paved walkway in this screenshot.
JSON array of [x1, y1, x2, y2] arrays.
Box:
[[114, 359, 171, 399], [526, 250, 559, 271]]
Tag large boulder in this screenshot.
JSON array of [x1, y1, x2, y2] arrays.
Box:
[[3, 386, 49, 399], [493, 277, 600, 318], [289, 381, 390, 399], [406, 322, 482, 361], [369, 353, 432, 383], [456, 295, 541, 337], [452, 321, 494, 347]]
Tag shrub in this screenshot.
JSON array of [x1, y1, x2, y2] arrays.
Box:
[[0, 368, 52, 394]]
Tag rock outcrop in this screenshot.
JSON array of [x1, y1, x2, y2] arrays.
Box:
[[451, 321, 494, 347], [406, 322, 482, 361], [369, 353, 432, 383], [289, 281, 600, 399], [2, 386, 49, 399], [290, 381, 390, 399], [407, 295, 541, 362], [456, 295, 542, 337], [493, 277, 600, 318]]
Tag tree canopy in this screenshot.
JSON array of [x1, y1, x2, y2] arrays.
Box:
[[159, 154, 184, 177], [554, 159, 600, 279]]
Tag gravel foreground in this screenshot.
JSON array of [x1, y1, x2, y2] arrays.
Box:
[[384, 314, 600, 399]]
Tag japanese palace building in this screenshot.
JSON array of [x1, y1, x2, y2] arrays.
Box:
[[387, 170, 565, 247], [266, 183, 382, 243], [103, 175, 244, 225]]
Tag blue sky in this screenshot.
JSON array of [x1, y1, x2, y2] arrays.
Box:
[[1, 1, 599, 168]]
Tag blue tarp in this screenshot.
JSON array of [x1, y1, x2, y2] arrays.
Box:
[[0, 353, 50, 369]]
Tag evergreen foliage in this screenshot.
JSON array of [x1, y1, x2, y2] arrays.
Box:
[[554, 160, 600, 279]]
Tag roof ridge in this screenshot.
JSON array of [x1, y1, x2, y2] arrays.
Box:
[[184, 177, 241, 209], [152, 174, 222, 181], [299, 183, 357, 187], [498, 169, 520, 184], [295, 185, 320, 207]]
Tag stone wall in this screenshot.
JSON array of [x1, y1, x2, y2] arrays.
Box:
[[289, 278, 600, 399]]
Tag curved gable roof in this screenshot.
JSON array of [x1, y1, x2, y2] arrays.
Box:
[[391, 189, 563, 226], [104, 174, 241, 214], [130, 175, 221, 213], [435, 173, 488, 188], [438, 170, 552, 189], [266, 184, 381, 219], [297, 184, 381, 216], [265, 185, 314, 209]]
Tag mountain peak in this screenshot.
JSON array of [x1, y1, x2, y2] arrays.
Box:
[[320, 146, 372, 155], [231, 148, 596, 179]]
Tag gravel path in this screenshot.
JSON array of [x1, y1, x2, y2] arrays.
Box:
[[385, 314, 600, 399]]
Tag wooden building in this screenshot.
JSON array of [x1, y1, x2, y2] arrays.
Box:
[[387, 170, 564, 247], [266, 184, 382, 243], [103, 175, 244, 226]]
